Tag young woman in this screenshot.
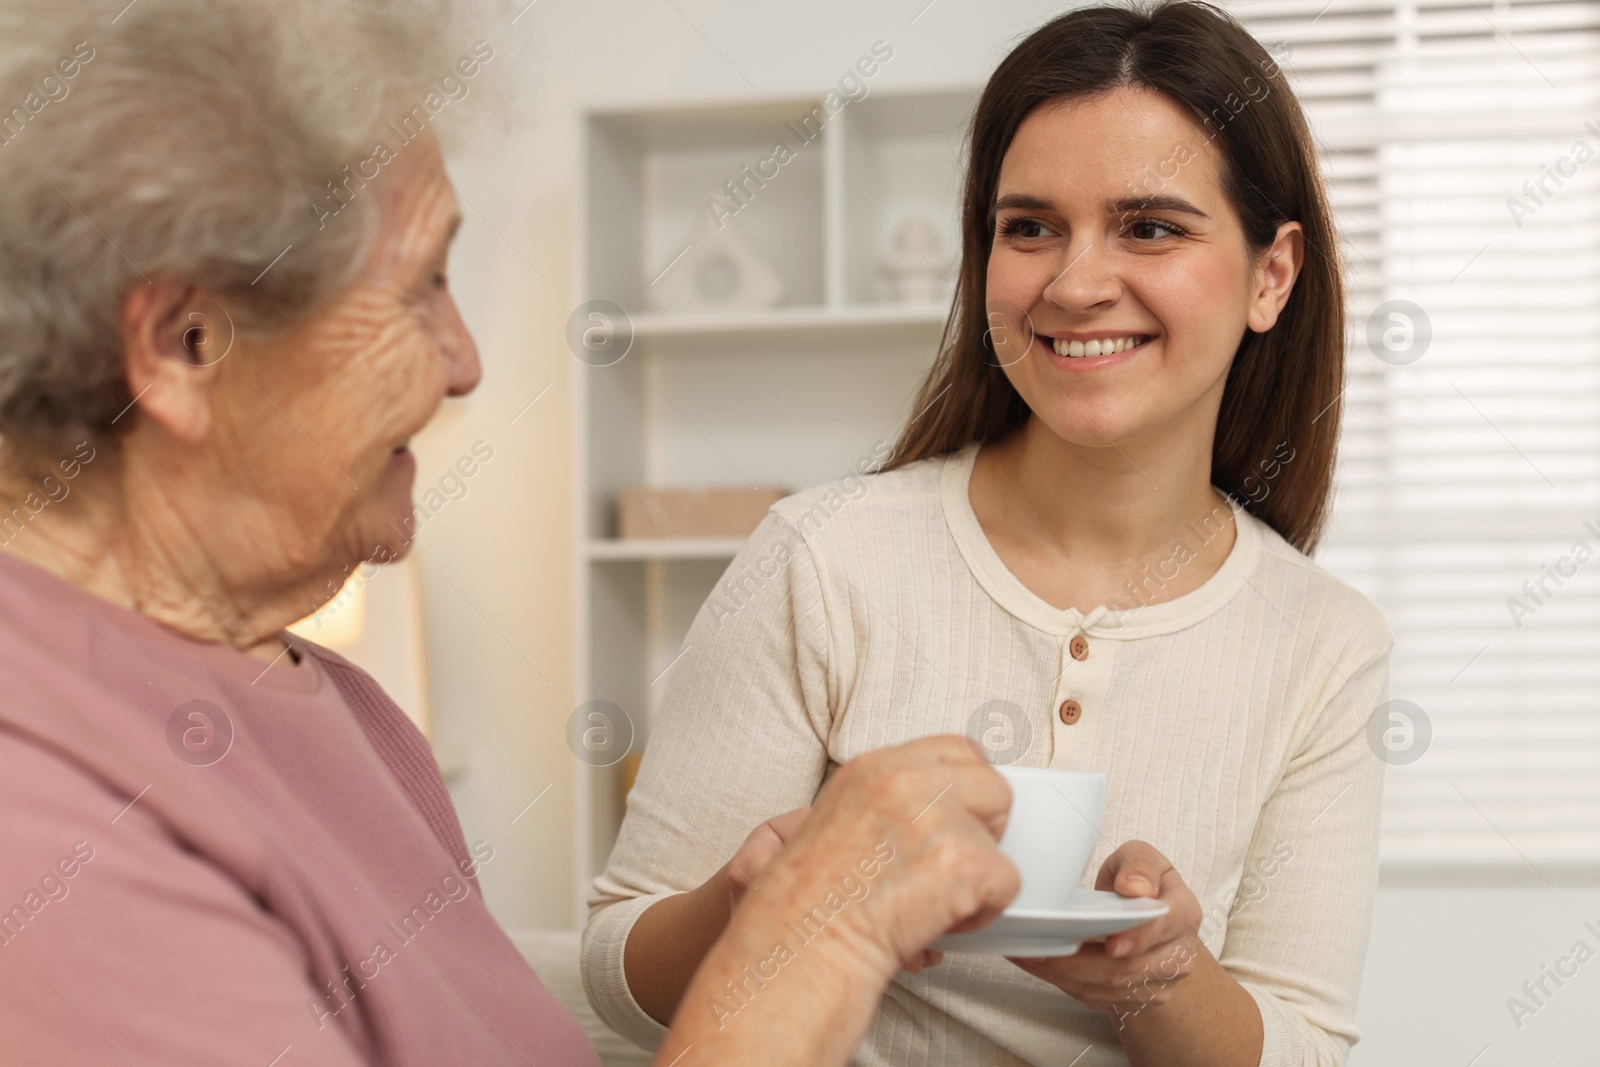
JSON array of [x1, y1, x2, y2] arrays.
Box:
[[582, 3, 1391, 1065]]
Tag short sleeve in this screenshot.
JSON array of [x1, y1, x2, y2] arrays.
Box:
[[580, 508, 837, 1049], [1219, 641, 1391, 1066]]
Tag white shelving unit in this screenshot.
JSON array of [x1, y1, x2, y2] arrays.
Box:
[[571, 88, 979, 915]]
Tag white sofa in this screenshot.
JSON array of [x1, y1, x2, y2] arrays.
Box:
[[509, 929, 655, 1067]]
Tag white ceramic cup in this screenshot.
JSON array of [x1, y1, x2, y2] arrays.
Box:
[[996, 766, 1107, 912]]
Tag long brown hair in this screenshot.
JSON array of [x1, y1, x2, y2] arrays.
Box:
[[886, 0, 1343, 553]]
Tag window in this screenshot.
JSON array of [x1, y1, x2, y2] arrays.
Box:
[[1228, 0, 1600, 868]]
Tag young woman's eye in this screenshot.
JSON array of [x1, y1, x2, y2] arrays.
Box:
[[997, 216, 1052, 240], [1127, 217, 1187, 241]]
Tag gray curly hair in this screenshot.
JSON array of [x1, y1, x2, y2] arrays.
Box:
[[0, 0, 506, 456]]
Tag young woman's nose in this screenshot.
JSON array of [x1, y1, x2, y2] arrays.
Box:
[[1040, 236, 1123, 312]]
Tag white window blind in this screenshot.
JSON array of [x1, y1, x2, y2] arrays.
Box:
[[1227, 0, 1600, 869]]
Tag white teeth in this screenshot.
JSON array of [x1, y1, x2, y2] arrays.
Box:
[[1052, 335, 1146, 358]]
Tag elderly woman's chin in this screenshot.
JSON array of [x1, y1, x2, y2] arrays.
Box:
[[361, 443, 421, 562]]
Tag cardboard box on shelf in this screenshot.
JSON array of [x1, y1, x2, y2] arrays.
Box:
[[616, 485, 788, 540]]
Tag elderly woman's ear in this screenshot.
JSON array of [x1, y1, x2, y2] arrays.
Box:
[[118, 278, 235, 444]]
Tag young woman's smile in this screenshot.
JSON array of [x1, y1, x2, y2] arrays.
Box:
[[1041, 330, 1156, 372]]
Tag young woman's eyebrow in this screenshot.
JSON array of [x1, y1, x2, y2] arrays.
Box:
[[991, 192, 1213, 222], [992, 193, 1055, 215], [1111, 194, 1211, 220]]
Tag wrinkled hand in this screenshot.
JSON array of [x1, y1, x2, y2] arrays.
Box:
[[1008, 840, 1204, 1019], [727, 807, 811, 910], [725, 805, 946, 971], [744, 736, 1021, 982]]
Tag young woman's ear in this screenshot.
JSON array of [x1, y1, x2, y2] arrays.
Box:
[[1245, 221, 1305, 334], [119, 280, 236, 443]]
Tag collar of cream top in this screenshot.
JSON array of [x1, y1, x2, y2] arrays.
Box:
[[940, 441, 1262, 640]]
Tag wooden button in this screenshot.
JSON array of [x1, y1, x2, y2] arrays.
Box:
[[1069, 635, 1089, 661], [1059, 699, 1082, 725]]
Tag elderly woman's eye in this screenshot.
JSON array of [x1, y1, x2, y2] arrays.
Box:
[[410, 271, 448, 302]]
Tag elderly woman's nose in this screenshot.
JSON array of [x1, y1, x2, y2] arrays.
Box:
[[443, 304, 483, 398]]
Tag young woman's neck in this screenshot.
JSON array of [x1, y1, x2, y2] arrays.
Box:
[[999, 415, 1228, 559], [971, 412, 1237, 614]]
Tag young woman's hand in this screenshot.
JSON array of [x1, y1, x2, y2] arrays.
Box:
[[726, 807, 811, 909], [1007, 839, 1205, 1019]]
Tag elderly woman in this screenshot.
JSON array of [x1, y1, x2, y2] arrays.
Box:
[[0, 2, 1021, 1065]]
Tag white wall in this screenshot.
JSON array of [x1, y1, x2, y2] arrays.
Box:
[[1357, 879, 1600, 1065], [405, 1, 1600, 1062]]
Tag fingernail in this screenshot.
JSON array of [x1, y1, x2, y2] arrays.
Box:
[[1127, 875, 1153, 893], [1110, 939, 1132, 958]]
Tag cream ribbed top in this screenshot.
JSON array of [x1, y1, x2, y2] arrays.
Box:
[[582, 442, 1392, 1067]]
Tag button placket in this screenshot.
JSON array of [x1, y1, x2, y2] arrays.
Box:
[[1051, 626, 1114, 754]]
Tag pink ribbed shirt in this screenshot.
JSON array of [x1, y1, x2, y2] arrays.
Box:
[[0, 551, 598, 1067]]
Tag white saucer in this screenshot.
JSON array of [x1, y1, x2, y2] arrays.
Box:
[[931, 889, 1168, 957]]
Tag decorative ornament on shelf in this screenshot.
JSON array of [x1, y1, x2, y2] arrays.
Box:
[[649, 213, 785, 313], [880, 216, 953, 304]]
